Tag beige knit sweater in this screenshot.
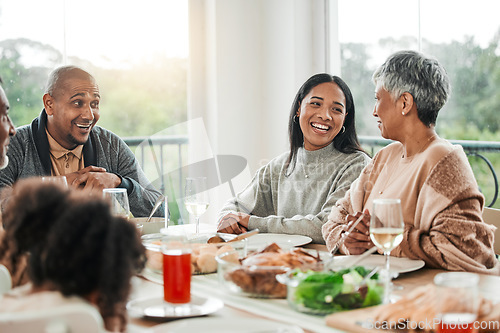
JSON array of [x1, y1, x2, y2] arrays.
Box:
[[322, 139, 500, 275]]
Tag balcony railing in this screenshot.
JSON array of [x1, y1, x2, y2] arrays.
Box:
[[359, 136, 499, 207], [123, 135, 499, 207], [123, 135, 188, 196]]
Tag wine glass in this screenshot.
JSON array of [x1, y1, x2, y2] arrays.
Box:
[[103, 188, 131, 219], [41, 176, 68, 188], [184, 177, 209, 234], [369, 198, 404, 304], [434, 272, 479, 332]]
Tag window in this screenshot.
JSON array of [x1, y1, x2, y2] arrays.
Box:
[[337, 0, 500, 207], [0, 0, 190, 218], [0, 0, 188, 137]]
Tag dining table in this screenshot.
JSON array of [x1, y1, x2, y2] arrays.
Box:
[[127, 224, 500, 333]]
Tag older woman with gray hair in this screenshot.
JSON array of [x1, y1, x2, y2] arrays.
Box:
[[322, 50, 499, 274]]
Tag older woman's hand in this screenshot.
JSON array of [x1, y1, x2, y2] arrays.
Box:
[[343, 210, 374, 255], [217, 213, 250, 234]]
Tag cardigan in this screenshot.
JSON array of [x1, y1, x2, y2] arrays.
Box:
[[218, 142, 370, 243], [0, 110, 162, 218], [322, 139, 500, 274]]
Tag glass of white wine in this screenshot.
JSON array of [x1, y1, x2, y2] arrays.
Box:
[[184, 177, 209, 234], [103, 188, 131, 219], [369, 198, 404, 304]]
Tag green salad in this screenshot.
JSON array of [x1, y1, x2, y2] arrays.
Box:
[[289, 266, 383, 314]]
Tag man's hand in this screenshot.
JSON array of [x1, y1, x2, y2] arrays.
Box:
[[217, 213, 251, 234], [66, 166, 121, 194]]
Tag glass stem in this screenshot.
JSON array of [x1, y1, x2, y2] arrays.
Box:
[[383, 251, 391, 304], [196, 217, 200, 234]]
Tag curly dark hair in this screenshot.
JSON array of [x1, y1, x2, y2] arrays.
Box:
[[0, 179, 70, 279], [0, 178, 146, 330]]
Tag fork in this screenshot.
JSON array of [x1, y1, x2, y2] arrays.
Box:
[[330, 214, 365, 256]]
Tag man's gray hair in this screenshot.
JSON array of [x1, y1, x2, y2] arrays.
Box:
[[372, 50, 451, 126]]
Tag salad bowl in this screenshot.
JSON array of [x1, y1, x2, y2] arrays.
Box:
[[277, 267, 384, 315]]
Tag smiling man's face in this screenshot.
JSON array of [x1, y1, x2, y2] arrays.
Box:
[[0, 85, 15, 168], [44, 68, 100, 150]]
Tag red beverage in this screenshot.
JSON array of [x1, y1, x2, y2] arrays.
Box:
[[437, 314, 478, 333], [163, 251, 191, 303]]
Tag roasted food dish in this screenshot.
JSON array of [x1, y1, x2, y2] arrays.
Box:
[[218, 243, 323, 298], [373, 284, 500, 332]]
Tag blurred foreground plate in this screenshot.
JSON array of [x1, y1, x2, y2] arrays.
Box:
[[148, 317, 304, 333], [331, 255, 425, 274], [246, 234, 312, 251], [127, 295, 223, 319]]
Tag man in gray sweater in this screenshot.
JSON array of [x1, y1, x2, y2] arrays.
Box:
[[0, 66, 162, 217]]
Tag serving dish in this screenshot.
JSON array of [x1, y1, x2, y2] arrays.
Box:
[[131, 217, 166, 235], [142, 233, 247, 275], [277, 267, 384, 315], [215, 243, 323, 298]]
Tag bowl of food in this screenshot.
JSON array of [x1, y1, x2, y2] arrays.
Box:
[[131, 217, 166, 235], [142, 232, 247, 275], [216, 243, 324, 298], [276, 266, 384, 315]]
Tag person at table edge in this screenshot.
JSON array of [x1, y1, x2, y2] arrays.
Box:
[[217, 73, 370, 243], [322, 50, 499, 274], [0, 75, 16, 173], [0, 66, 162, 217]]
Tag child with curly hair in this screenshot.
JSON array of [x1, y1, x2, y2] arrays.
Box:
[[0, 179, 145, 332]]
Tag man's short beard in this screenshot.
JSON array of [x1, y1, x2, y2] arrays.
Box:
[[68, 134, 88, 147]]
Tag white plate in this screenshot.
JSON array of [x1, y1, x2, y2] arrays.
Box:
[[246, 233, 312, 250], [331, 255, 425, 274], [149, 317, 304, 333], [127, 295, 223, 319], [141, 232, 235, 252]]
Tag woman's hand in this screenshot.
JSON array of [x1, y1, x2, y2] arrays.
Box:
[[217, 213, 250, 234], [343, 210, 374, 255]]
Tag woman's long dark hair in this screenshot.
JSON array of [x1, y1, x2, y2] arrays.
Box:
[[285, 73, 366, 174]]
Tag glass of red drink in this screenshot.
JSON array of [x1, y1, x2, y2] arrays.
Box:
[[434, 272, 479, 333], [162, 233, 192, 304]]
